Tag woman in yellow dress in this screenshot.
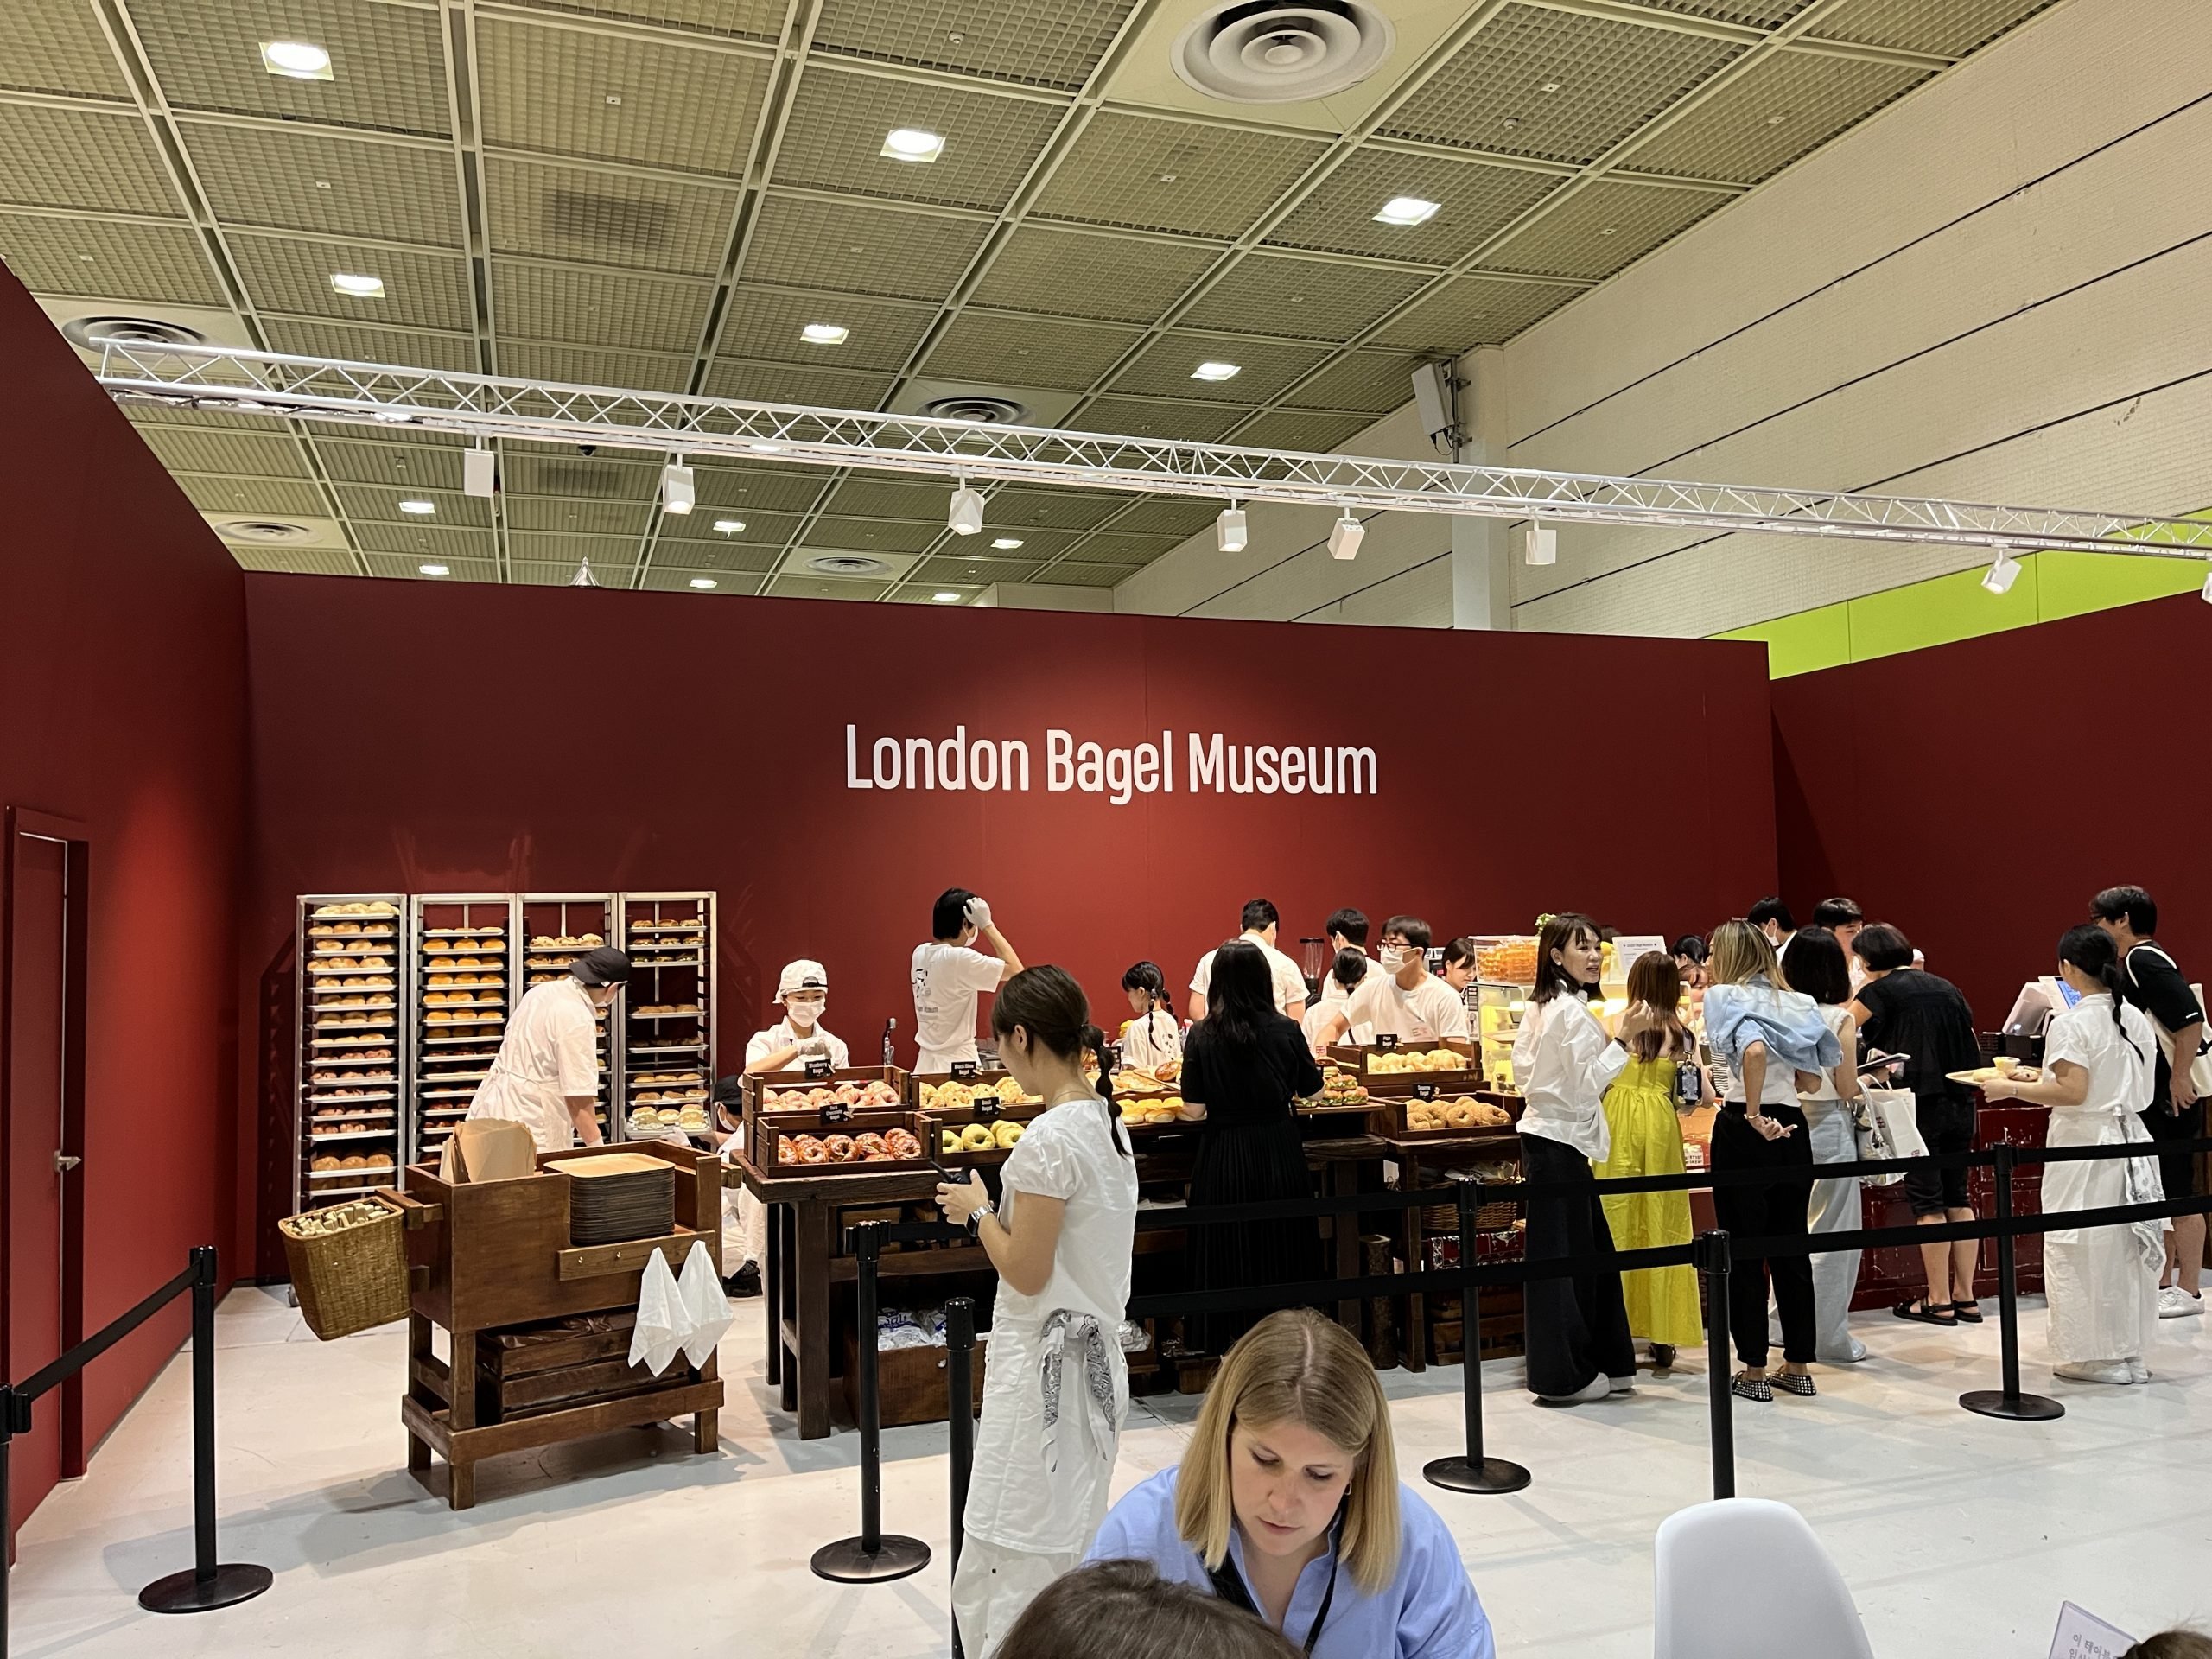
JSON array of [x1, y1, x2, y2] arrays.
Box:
[[1594, 952, 1708, 1369]]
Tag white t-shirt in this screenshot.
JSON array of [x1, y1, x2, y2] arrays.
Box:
[[1191, 932, 1309, 1014], [2044, 994, 2157, 1120], [744, 1018, 850, 1071], [910, 940, 1003, 1066], [1318, 951, 1385, 1007], [1117, 1011, 1182, 1071], [466, 977, 600, 1152], [995, 1096, 1140, 1332], [1347, 970, 1470, 1045]]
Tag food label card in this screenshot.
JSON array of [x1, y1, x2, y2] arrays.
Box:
[[2050, 1603, 2133, 1659], [950, 1059, 980, 1080]]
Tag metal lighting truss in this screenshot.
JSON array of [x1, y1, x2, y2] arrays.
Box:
[[100, 343, 2212, 562]]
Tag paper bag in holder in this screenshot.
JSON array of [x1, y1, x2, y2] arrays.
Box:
[[438, 1118, 537, 1184]]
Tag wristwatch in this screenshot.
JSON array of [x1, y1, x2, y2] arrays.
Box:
[[966, 1206, 986, 1239]]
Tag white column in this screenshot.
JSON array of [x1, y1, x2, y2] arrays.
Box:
[[1450, 346, 1512, 632]]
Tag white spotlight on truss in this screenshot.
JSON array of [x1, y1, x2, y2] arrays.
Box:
[[464, 444, 496, 499], [1981, 549, 2022, 595], [661, 460, 695, 515], [949, 478, 985, 536], [1328, 511, 1363, 561], [2202, 568, 2212, 606], [570, 558, 598, 588], [1524, 522, 1556, 565], [1217, 505, 1247, 553]]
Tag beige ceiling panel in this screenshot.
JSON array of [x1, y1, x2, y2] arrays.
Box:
[[363, 554, 501, 582], [1638, 1, 1816, 21], [179, 474, 330, 517], [1102, 496, 1217, 537], [1380, 4, 1743, 166], [505, 3, 787, 41], [1049, 560, 1146, 588], [744, 194, 989, 302], [502, 450, 661, 499], [491, 261, 711, 352], [1071, 396, 1243, 442], [1278, 348, 1427, 412], [1180, 252, 1428, 343], [334, 483, 493, 527], [510, 531, 639, 565], [646, 538, 785, 575], [1266, 149, 1561, 265], [1105, 331, 1332, 403], [484, 156, 736, 276], [1815, 0, 2062, 58], [183, 123, 461, 245], [498, 340, 696, 391], [227, 546, 362, 575], [229, 233, 473, 328], [969, 224, 1216, 323], [1483, 179, 1733, 280], [0, 105, 179, 216], [354, 522, 496, 561], [915, 519, 1083, 559], [702, 358, 897, 407], [261, 319, 480, 372], [656, 505, 808, 545], [690, 465, 825, 512], [798, 517, 943, 556], [0, 213, 221, 303], [984, 486, 1134, 531], [821, 475, 952, 519], [715, 287, 934, 370], [1366, 275, 1581, 352], [773, 67, 1064, 212], [477, 16, 769, 175], [914, 553, 1039, 585], [766, 574, 893, 601], [317, 438, 466, 489], [504, 496, 649, 534], [126, 0, 453, 136], [922, 312, 1144, 391], [1073, 528, 1183, 563], [812, 0, 1139, 91], [1625, 53, 1931, 184], [1033, 111, 1326, 238], [0, 3, 134, 99], [512, 557, 633, 586], [1229, 408, 1376, 454]]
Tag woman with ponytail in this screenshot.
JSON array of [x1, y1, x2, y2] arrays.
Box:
[[1982, 925, 2165, 1383], [938, 965, 1141, 1654]]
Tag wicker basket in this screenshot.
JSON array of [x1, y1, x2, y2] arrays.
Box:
[[280, 1198, 410, 1339]]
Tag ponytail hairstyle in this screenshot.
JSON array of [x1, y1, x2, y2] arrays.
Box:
[[1121, 959, 1167, 1047], [2058, 923, 2142, 1064], [991, 964, 1129, 1156]]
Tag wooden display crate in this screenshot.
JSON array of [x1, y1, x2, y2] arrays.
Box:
[[841, 1327, 991, 1428], [1332, 1036, 1479, 1079], [1370, 1085, 1519, 1141], [744, 1064, 910, 1114], [750, 1106, 934, 1179], [921, 1097, 1050, 1166]]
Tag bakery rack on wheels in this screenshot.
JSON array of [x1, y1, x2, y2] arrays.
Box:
[[521, 893, 617, 1143], [614, 892, 717, 1143], [391, 1141, 724, 1510], [407, 895, 518, 1168], [295, 894, 407, 1216]]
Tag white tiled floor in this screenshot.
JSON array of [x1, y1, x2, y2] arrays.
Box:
[[10, 1287, 2212, 1656]]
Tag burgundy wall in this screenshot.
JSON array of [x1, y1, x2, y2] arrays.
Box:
[[0, 264, 247, 1522], [240, 574, 1777, 1262], [1772, 590, 2212, 1027]]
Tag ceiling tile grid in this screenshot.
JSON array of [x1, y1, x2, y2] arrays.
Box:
[[229, 232, 474, 328], [969, 225, 1221, 323], [0, 105, 181, 216], [771, 67, 1065, 212], [334, 483, 493, 529], [1482, 178, 1737, 281], [1367, 275, 1583, 352], [712, 286, 935, 371], [1032, 111, 1330, 239], [353, 521, 496, 560], [922, 311, 1147, 390], [0, 4, 133, 99], [317, 438, 468, 489], [812, 0, 1138, 91], [1276, 348, 1432, 414], [0, 213, 222, 303], [124, 0, 454, 136], [227, 545, 362, 575], [260, 318, 480, 372], [483, 156, 738, 276], [181, 123, 462, 245], [701, 357, 899, 406], [498, 339, 696, 391], [362, 553, 501, 582], [510, 3, 789, 44], [1623, 51, 1934, 185], [743, 193, 992, 302], [179, 474, 331, 517], [1229, 408, 1379, 454], [512, 557, 635, 586], [137, 425, 312, 478], [1179, 252, 1430, 343], [490, 260, 714, 353], [1815, 0, 2063, 59], [1065, 396, 1248, 443], [504, 495, 650, 535], [1106, 331, 1335, 404], [1264, 149, 1563, 265]]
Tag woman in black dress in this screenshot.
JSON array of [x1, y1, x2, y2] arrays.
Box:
[[1181, 940, 1324, 1355]]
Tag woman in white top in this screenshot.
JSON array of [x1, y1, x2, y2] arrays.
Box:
[[937, 965, 1141, 1656], [1981, 925, 2164, 1384], [1302, 950, 1376, 1055], [1117, 962, 1184, 1076], [1510, 912, 1635, 1404], [1780, 928, 1870, 1364], [717, 959, 850, 1294]]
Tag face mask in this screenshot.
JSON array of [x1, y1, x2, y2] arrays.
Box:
[[787, 999, 823, 1028]]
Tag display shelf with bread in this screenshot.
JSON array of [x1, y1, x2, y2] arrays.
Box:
[[523, 894, 617, 1141], [613, 892, 716, 1144], [295, 895, 408, 1216], [408, 895, 518, 1166], [755, 1109, 930, 1177]]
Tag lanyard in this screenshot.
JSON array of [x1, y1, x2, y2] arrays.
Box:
[[1210, 1510, 1344, 1656]]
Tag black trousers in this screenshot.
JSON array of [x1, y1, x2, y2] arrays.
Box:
[[1710, 1104, 1815, 1368], [1521, 1132, 1636, 1396]]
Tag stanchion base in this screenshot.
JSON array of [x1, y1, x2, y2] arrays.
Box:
[[810, 1535, 931, 1584], [1422, 1455, 1532, 1496], [1959, 1389, 2065, 1422], [137, 1562, 275, 1614]]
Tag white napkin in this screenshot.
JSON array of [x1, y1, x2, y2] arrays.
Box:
[[629, 1247, 687, 1376], [677, 1240, 733, 1368]]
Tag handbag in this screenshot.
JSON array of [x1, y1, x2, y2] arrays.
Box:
[[1853, 1087, 1922, 1187], [2127, 945, 2212, 1098]]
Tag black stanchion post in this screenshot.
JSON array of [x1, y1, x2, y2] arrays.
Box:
[[3, 1382, 18, 1651], [1694, 1230, 1736, 1501], [138, 1247, 274, 1614], [812, 1222, 931, 1583], [1423, 1177, 1531, 1496], [1961, 1145, 2064, 1422], [945, 1296, 976, 1659]]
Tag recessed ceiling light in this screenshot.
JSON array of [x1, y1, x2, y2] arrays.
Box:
[[932, 591, 962, 602], [1373, 195, 1440, 227], [800, 322, 849, 345], [881, 128, 945, 163], [1540, 80, 1562, 93], [1192, 361, 1242, 382], [261, 40, 332, 79], [689, 577, 718, 589], [713, 518, 745, 534], [418, 563, 448, 576], [1766, 111, 1790, 125], [991, 537, 1025, 550], [398, 499, 435, 515], [329, 272, 384, 297]]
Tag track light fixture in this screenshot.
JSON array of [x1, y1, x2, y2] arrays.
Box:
[[463, 442, 496, 499], [949, 477, 985, 536], [1980, 548, 2021, 595], [1524, 521, 1556, 565], [1217, 503, 1247, 553], [661, 458, 695, 515], [1327, 511, 1363, 561], [2202, 567, 2212, 606]]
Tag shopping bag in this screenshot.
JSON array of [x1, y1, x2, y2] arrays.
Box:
[[1855, 1087, 1923, 1186], [676, 1240, 733, 1367], [628, 1247, 687, 1376]]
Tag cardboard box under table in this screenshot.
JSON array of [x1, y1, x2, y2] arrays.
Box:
[[393, 1140, 724, 1510]]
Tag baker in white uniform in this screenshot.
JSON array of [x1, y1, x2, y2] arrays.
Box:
[[1311, 914, 1470, 1047], [912, 888, 1022, 1072], [464, 946, 627, 1152], [1315, 906, 1384, 1017], [1187, 898, 1308, 1022]]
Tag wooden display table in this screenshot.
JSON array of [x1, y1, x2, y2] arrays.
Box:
[[1378, 1128, 1521, 1371], [395, 1141, 725, 1509]]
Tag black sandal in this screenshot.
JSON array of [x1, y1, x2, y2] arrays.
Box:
[[1951, 1301, 1985, 1324], [1771, 1370, 1818, 1396], [1893, 1299, 1958, 1326], [1731, 1371, 1772, 1402]]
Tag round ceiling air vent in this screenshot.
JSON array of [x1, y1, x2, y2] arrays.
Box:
[[216, 519, 315, 543], [806, 554, 887, 576], [920, 394, 1027, 425], [61, 315, 207, 352], [1172, 1, 1395, 104]]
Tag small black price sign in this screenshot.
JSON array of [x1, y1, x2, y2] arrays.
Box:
[[972, 1096, 1002, 1122], [950, 1060, 980, 1080], [804, 1057, 834, 1079], [1376, 1033, 1401, 1052], [1412, 1083, 1439, 1102], [818, 1101, 852, 1126]]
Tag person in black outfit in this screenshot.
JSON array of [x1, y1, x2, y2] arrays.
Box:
[[1847, 923, 1983, 1326], [2093, 885, 2208, 1316], [1180, 940, 1324, 1356]]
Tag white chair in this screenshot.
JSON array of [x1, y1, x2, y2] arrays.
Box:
[[1653, 1497, 1875, 1659]]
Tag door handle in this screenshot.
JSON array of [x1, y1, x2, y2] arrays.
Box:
[[54, 1151, 82, 1173]]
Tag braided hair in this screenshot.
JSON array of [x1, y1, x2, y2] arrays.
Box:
[[2058, 923, 2143, 1063], [992, 964, 1130, 1157], [1121, 959, 1169, 1052]]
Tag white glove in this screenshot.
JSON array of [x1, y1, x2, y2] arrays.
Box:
[[797, 1034, 830, 1057], [963, 895, 993, 931]]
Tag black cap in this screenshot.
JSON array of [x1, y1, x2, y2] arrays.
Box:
[[573, 946, 632, 986]]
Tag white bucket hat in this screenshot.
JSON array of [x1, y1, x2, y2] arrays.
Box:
[[776, 959, 828, 1001]]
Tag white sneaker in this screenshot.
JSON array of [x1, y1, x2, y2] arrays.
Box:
[[2158, 1287, 2203, 1319], [1607, 1375, 1637, 1395], [1537, 1375, 1613, 1405], [2126, 1357, 2152, 1384], [2053, 1361, 2134, 1384]]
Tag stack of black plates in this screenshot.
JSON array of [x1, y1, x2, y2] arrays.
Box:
[[565, 1153, 676, 1245]]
